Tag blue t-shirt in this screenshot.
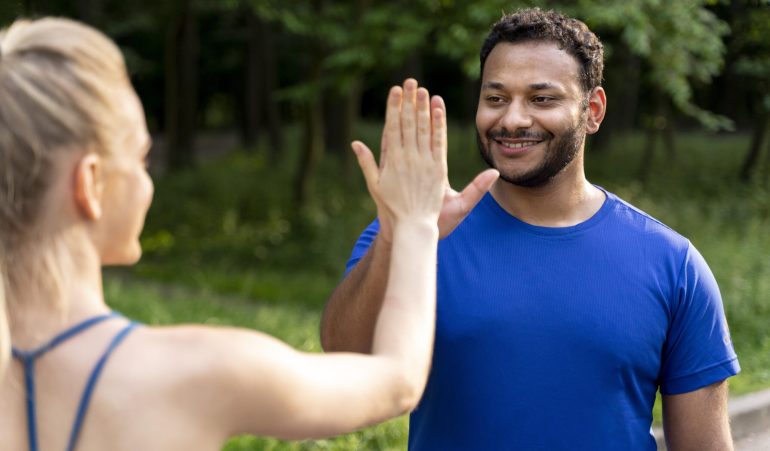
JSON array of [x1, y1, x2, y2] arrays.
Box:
[[345, 189, 739, 450]]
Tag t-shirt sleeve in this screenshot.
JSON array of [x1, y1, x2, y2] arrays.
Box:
[[344, 218, 381, 276], [658, 242, 740, 395]]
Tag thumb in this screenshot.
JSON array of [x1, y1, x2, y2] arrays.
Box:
[[352, 141, 379, 192], [459, 169, 499, 209]]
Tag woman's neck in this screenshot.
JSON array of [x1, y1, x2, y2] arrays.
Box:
[[6, 231, 108, 349]]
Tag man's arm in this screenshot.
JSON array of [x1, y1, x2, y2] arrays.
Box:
[[662, 380, 733, 451], [320, 235, 391, 353]]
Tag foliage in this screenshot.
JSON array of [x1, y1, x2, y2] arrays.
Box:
[[239, 0, 434, 100], [223, 0, 732, 131]]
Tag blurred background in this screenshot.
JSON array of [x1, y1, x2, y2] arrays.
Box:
[[2, 0, 769, 449]]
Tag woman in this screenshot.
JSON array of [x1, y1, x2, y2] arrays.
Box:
[[0, 17, 497, 450]]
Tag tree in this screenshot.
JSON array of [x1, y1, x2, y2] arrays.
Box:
[[163, 0, 199, 171], [730, 1, 770, 181], [244, 0, 434, 208], [237, 3, 282, 156]]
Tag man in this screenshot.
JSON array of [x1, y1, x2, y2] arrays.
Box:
[[321, 8, 739, 450]]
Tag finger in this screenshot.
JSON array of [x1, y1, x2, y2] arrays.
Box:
[[458, 169, 499, 210], [431, 101, 447, 168], [416, 87, 431, 155], [352, 141, 379, 192], [400, 78, 418, 156], [430, 95, 446, 116], [379, 132, 387, 169], [384, 86, 403, 165]]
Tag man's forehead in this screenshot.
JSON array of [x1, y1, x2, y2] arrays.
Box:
[[482, 41, 581, 88], [486, 40, 577, 65]]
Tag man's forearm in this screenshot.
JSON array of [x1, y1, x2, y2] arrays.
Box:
[[662, 381, 733, 451], [320, 236, 392, 353]]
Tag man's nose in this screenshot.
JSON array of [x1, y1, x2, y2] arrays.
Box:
[[499, 100, 534, 131]]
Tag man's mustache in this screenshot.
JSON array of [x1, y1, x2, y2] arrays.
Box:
[[486, 129, 552, 141]]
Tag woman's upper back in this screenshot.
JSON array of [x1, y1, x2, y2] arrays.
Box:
[[1, 317, 240, 451]]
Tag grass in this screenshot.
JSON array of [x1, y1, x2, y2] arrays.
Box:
[[111, 124, 770, 449]]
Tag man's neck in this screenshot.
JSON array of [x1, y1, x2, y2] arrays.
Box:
[[490, 161, 605, 227]]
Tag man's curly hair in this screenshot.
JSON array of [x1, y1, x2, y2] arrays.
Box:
[[479, 8, 604, 93]]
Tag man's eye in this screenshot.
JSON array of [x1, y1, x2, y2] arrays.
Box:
[[487, 96, 504, 103], [533, 96, 552, 103]]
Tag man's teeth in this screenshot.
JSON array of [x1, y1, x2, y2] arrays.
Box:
[[500, 141, 538, 149]]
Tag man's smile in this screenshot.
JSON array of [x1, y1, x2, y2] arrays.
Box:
[[493, 138, 543, 155]]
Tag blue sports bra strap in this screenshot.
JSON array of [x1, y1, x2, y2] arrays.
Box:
[[66, 321, 138, 451], [11, 311, 119, 451], [11, 350, 40, 451], [12, 312, 120, 361]]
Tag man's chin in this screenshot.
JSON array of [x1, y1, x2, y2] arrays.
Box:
[[493, 162, 558, 188]]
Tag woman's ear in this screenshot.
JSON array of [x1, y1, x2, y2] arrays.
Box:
[[585, 87, 607, 135], [74, 153, 103, 220]]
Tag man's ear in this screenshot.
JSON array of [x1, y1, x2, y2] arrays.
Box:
[[585, 87, 607, 135], [74, 153, 103, 220]]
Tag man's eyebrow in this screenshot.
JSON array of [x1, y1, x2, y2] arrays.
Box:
[[529, 82, 560, 91], [481, 81, 505, 90], [481, 81, 564, 91]]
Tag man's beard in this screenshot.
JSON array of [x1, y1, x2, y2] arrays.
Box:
[[477, 121, 585, 188]]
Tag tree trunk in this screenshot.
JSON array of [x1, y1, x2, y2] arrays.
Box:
[[240, 9, 282, 156], [342, 78, 362, 185], [293, 97, 325, 208], [323, 0, 367, 182], [164, 1, 198, 170], [740, 112, 770, 182], [293, 41, 325, 209], [324, 78, 362, 185], [260, 20, 282, 158], [241, 6, 262, 149]]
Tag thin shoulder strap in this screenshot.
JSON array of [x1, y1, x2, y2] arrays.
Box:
[[12, 312, 119, 451], [66, 321, 138, 451]]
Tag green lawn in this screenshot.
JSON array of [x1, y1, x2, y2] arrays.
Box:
[[111, 127, 769, 449]]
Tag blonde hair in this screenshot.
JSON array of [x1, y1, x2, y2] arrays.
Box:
[[0, 17, 131, 373]]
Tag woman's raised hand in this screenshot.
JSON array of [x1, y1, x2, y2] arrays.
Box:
[[352, 79, 447, 234]]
